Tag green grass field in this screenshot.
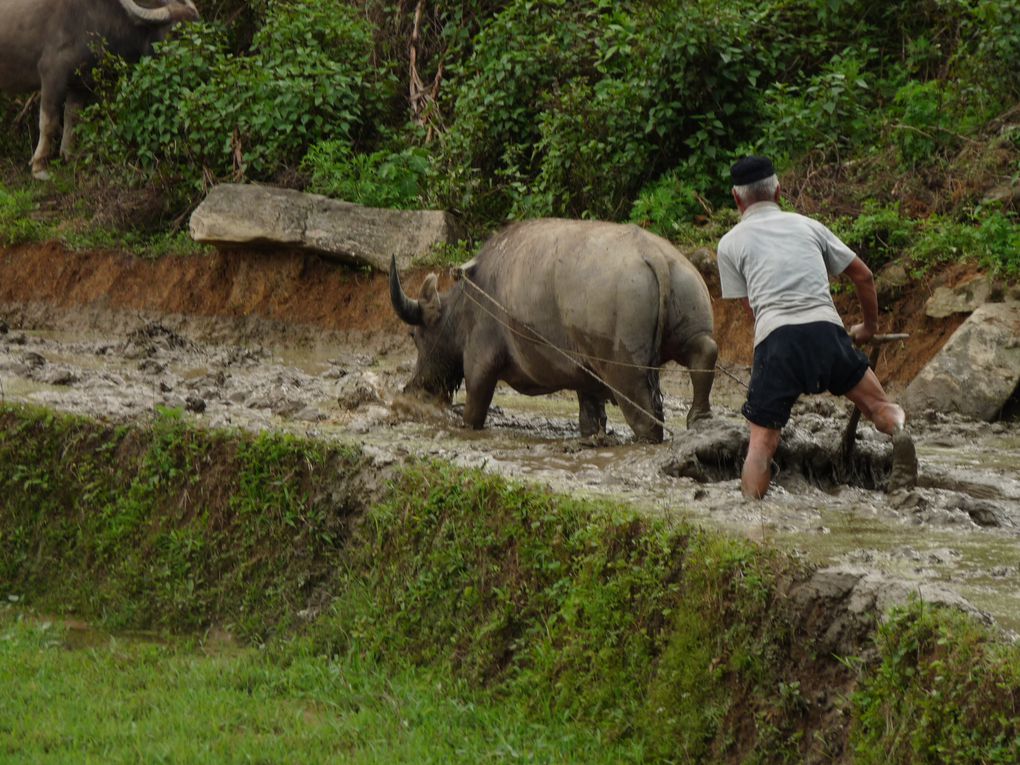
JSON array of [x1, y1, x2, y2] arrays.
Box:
[[0, 607, 643, 765]]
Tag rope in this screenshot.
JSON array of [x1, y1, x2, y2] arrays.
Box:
[[458, 280, 676, 436], [455, 277, 756, 437], [460, 277, 749, 388]]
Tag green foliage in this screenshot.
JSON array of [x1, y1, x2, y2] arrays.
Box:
[[0, 186, 48, 246], [3, 410, 1019, 762], [910, 211, 1020, 277], [833, 202, 917, 269], [629, 170, 708, 239], [758, 52, 876, 164], [0, 405, 362, 640], [832, 202, 1020, 277], [892, 80, 953, 167], [851, 599, 1020, 763], [78, 0, 392, 191], [437, 0, 770, 224], [413, 239, 476, 269], [0, 608, 646, 764], [302, 140, 432, 209], [320, 461, 799, 761], [12, 0, 1008, 259]]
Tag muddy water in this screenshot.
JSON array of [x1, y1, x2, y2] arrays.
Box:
[[2, 309, 1018, 635]]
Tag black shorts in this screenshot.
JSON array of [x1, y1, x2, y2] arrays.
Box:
[[742, 321, 869, 430]]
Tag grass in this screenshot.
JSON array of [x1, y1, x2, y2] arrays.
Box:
[[0, 607, 644, 764], [851, 600, 1020, 763], [1, 405, 1017, 763], [0, 172, 210, 258]]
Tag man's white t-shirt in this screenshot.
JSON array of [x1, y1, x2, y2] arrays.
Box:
[[716, 201, 856, 347]]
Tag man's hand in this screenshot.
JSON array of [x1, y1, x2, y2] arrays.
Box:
[[849, 322, 876, 345]]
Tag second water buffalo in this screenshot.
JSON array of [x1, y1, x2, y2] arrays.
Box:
[[389, 218, 718, 443], [0, 0, 200, 179]]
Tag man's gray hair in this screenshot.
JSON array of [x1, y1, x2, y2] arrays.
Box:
[[732, 174, 779, 206]]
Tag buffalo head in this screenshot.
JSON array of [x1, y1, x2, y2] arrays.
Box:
[[389, 256, 465, 402]]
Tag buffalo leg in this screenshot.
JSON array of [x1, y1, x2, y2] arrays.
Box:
[[602, 367, 664, 443], [680, 333, 717, 428], [577, 393, 607, 441], [60, 94, 85, 162], [31, 70, 68, 180], [31, 100, 61, 180], [462, 356, 500, 429]]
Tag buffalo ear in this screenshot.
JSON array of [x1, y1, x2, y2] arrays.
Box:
[[420, 273, 442, 326]]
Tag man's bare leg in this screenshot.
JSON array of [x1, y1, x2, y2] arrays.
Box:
[[743, 423, 782, 498], [845, 369, 917, 489], [844, 368, 904, 435]]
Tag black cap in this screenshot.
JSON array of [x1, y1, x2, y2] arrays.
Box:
[[730, 156, 775, 186]]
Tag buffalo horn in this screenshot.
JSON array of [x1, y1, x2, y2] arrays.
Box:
[[117, 0, 174, 23], [389, 255, 424, 326]]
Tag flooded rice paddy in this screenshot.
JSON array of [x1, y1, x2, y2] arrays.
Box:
[[2, 308, 1018, 634]]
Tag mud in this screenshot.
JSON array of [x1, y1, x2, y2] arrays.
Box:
[[1, 248, 1018, 637]]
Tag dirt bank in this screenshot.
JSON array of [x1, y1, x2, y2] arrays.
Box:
[[0, 242, 969, 387]]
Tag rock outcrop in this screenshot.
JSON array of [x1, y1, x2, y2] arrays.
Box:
[[924, 275, 994, 318], [903, 301, 1020, 421], [189, 184, 459, 273]]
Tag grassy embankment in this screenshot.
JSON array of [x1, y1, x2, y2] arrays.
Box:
[[1, 404, 1018, 762]]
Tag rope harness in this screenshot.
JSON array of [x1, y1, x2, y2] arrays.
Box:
[[455, 276, 751, 438]]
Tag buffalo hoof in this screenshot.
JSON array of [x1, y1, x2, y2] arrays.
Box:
[[32, 168, 52, 181], [686, 409, 714, 430]]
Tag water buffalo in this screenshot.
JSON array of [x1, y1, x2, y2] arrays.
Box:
[[0, 0, 200, 179], [390, 218, 718, 443]]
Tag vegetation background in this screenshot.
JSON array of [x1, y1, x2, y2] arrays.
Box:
[[0, 0, 1017, 274], [1, 3, 1019, 759]]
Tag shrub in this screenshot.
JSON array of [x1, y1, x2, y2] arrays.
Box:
[[437, 0, 771, 225], [891, 80, 952, 168], [833, 203, 917, 270], [851, 599, 1020, 764], [758, 52, 877, 164], [301, 140, 433, 210], [909, 212, 1020, 277], [628, 171, 707, 239], [78, 0, 393, 190]]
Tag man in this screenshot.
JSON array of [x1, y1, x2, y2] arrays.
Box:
[[716, 155, 918, 498]]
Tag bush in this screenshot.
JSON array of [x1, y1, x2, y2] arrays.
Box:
[[833, 203, 916, 270], [891, 80, 953, 168], [437, 0, 771, 225], [78, 0, 393, 191], [628, 171, 707, 239], [910, 212, 1020, 277], [758, 52, 877, 165], [301, 140, 433, 209], [851, 599, 1020, 764]]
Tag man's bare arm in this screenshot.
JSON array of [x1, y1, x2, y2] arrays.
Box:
[[842, 256, 878, 344]]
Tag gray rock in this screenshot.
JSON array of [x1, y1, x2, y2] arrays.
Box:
[[875, 261, 910, 303], [189, 183, 460, 273], [903, 301, 1020, 421], [686, 247, 716, 278], [925, 275, 992, 318]]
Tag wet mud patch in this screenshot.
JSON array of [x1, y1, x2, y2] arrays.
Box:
[[662, 413, 897, 491], [2, 284, 1020, 634]]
